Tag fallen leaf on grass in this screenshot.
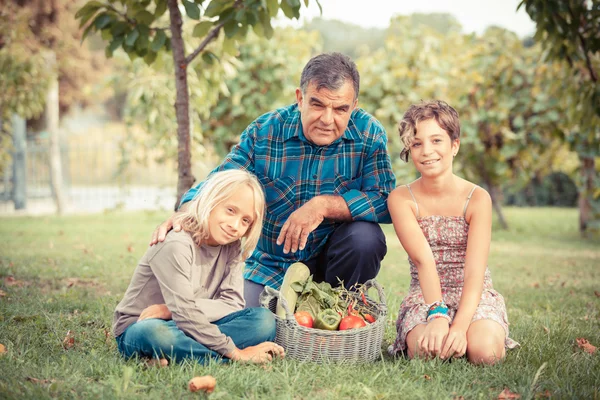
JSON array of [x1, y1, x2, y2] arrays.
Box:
[[63, 330, 75, 349], [535, 389, 552, 398], [423, 374, 431, 381], [26, 377, 56, 386], [594, 291, 600, 298], [127, 245, 134, 253], [5, 276, 25, 287], [543, 326, 549, 333], [0, 289, 6, 297], [576, 338, 597, 354], [531, 282, 540, 288], [497, 388, 521, 399], [452, 396, 465, 400], [0, 343, 6, 354]]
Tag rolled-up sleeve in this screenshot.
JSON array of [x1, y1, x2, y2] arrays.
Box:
[[148, 241, 236, 355], [343, 131, 396, 223]]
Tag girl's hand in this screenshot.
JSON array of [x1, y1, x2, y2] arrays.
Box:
[[418, 318, 450, 358], [227, 342, 285, 364], [138, 304, 172, 321], [440, 326, 467, 359]]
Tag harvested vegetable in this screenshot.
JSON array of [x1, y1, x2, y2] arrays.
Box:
[[276, 262, 310, 317], [188, 375, 217, 393], [339, 315, 366, 330], [293, 276, 344, 318], [314, 309, 342, 330], [363, 314, 376, 324], [294, 311, 314, 328]]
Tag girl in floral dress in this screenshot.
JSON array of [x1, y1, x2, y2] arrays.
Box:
[[388, 100, 518, 365]]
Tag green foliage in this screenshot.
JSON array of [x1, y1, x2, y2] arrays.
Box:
[[358, 18, 572, 227], [506, 171, 579, 207], [519, 0, 600, 234], [107, 38, 227, 165], [76, 0, 319, 199], [455, 28, 565, 195], [358, 16, 464, 184], [0, 209, 599, 398], [202, 28, 321, 154], [76, 0, 319, 64]]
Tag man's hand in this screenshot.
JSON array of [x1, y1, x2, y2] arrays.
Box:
[[226, 342, 285, 364], [276, 198, 325, 254], [138, 304, 172, 321], [149, 212, 183, 246], [418, 318, 450, 359]]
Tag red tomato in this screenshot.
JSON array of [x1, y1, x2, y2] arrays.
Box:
[[363, 314, 376, 324], [294, 311, 314, 328], [339, 315, 367, 330]]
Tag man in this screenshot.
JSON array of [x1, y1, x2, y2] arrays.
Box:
[[151, 52, 396, 307]]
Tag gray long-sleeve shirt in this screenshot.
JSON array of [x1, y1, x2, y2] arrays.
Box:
[[113, 230, 245, 355]]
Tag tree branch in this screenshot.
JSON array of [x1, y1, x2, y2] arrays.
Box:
[[565, 2, 597, 82], [102, 4, 169, 32], [184, 21, 226, 65]]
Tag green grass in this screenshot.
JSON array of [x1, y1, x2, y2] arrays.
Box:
[[0, 207, 599, 399]]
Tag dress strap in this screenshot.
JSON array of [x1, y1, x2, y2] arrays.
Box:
[[463, 185, 478, 216], [406, 184, 420, 218]]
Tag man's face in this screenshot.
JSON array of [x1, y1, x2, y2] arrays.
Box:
[[296, 80, 358, 146]]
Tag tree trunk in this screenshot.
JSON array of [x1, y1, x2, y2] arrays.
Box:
[[11, 114, 26, 210], [489, 184, 508, 230], [578, 155, 595, 236], [168, 0, 195, 210], [479, 157, 509, 230], [46, 52, 66, 215]]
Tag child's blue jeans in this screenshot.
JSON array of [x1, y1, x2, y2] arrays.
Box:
[[115, 307, 276, 364]]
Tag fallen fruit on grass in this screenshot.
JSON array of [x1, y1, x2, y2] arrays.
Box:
[[339, 315, 367, 330], [188, 375, 216, 393], [0, 344, 5, 354], [294, 311, 314, 328]]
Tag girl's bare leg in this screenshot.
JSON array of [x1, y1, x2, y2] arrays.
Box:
[[466, 319, 506, 365]]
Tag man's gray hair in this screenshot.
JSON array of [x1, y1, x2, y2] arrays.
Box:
[[299, 52, 360, 100]]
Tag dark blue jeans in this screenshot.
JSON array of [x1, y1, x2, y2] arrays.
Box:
[[244, 221, 387, 307], [115, 307, 275, 364]]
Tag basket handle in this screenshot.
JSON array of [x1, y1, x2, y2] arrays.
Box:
[[259, 285, 296, 320], [363, 279, 387, 312]]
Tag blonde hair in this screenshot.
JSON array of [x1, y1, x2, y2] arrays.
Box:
[[398, 100, 460, 162], [174, 170, 265, 259]]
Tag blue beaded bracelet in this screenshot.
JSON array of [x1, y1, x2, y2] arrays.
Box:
[[426, 313, 452, 323], [426, 300, 449, 318]]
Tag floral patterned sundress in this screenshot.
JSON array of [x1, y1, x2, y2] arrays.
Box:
[[390, 185, 519, 354]]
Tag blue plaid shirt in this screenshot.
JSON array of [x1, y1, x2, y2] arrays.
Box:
[[180, 103, 396, 289]]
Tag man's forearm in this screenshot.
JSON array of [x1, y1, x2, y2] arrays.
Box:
[[312, 195, 353, 221]]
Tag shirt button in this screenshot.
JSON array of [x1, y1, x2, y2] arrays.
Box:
[[313, 174, 317, 179]]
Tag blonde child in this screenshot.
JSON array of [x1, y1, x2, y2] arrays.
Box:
[[388, 100, 518, 365], [113, 170, 284, 365]]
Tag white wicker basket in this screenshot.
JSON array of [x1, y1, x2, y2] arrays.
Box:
[[259, 279, 387, 363]]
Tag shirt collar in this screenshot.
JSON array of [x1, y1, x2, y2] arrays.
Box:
[[282, 104, 362, 144]]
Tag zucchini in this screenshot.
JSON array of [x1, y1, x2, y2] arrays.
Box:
[[276, 262, 310, 317]]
